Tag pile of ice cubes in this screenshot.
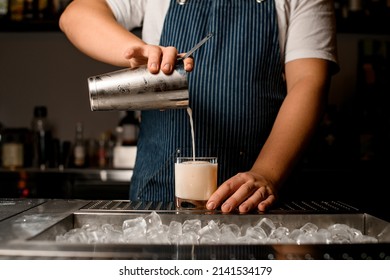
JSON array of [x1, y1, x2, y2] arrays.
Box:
[[55, 211, 378, 245]]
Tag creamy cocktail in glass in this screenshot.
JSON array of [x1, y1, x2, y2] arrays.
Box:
[[175, 157, 218, 209]]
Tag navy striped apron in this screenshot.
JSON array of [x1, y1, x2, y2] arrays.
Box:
[[130, 0, 287, 202]]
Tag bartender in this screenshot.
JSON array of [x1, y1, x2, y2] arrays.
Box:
[[59, 0, 338, 213]]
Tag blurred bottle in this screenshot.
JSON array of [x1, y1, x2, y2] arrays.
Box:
[[97, 132, 108, 168], [10, 0, 24, 21], [113, 111, 139, 169], [50, 137, 61, 168], [348, 0, 363, 12], [72, 122, 86, 168], [106, 134, 115, 168], [0, 0, 9, 20], [0, 128, 31, 169], [1, 128, 26, 170], [35, 0, 50, 19], [87, 138, 99, 168], [31, 106, 52, 169], [60, 140, 71, 169], [23, 0, 34, 20], [118, 111, 139, 146]]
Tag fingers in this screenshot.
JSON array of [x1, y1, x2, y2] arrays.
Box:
[[206, 173, 276, 214], [177, 53, 194, 72], [122, 45, 171, 73], [160, 46, 177, 74], [238, 186, 266, 213], [159, 49, 194, 73], [258, 195, 276, 212], [145, 45, 165, 74], [183, 57, 194, 72], [124, 45, 194, 74], [221, 180, 260, 213], [123, 47, 147, 68], [206, 177, 242, 211]]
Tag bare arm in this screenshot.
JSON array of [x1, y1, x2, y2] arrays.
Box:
[[59, 0, 144, 67], [59, 0, 193, 73], [207, 58, 332, 213]]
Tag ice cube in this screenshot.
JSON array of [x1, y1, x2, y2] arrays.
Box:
[[219, 230, 238, 244], [122, 217, 147, 243], [144, 211, 162, 230], [300, 222, 318, 234], [178, 231, 198, 245], [328, 223, 353, 244], [288, 229, 304, 242], [255, 217, 276, 236], [147, 225, 169, 244], [245, 226, 267, 241], [198, 220, 220, 239], [182, 219, 201, 234], [220, 223, 241, 237], [269, 226, 290, 242], [168, 221, 183, 244], [199, 233, 219, 244]]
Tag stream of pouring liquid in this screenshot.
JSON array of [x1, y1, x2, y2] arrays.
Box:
[[187, 107, 196, 161]]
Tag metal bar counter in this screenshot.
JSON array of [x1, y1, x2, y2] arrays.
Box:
[[0, 198, 389, 260]]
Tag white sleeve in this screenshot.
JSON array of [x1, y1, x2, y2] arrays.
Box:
[[284, 0, 338, 66], [105, 0, 145, 31]]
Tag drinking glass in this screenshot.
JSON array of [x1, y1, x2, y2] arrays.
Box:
[[174, 157, 218, 209]]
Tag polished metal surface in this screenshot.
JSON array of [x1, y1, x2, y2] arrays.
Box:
[[0, 198, 46, 222], [0, 199, 389, 260], [0, 199, 90, 243], [78, 200, 358, 213], [88, 64, 188, 111]]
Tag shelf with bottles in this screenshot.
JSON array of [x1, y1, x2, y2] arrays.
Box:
[[335, 0, 390, 34], [0, 0, 71, 32]]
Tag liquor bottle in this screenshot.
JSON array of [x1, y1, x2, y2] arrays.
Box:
[[97, 132, 108, 168], [113, 111, 139, 169], [31, 106, 52, 169], [0, 0, 9, 20], [1, 129, 24, 169], [23, 0, 34, 20], [72, 122, 86, 168], [118, 111, 139, 146], [10, 0, 24, 21]]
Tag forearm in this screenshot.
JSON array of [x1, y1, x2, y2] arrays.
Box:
[[59, 0, 144, 67], [251, 59, 331, 190]]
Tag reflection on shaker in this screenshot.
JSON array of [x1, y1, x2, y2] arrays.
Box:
[[88, 62, 189, 111]]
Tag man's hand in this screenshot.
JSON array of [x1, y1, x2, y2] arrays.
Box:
[[123, 45, 194, 74], [206, 171, 277, 213]]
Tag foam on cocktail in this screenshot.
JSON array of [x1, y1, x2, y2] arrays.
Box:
[[175, 159, 217, 201]]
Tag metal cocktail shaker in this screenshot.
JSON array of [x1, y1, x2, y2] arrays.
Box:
[[88, 62, 188, 111]]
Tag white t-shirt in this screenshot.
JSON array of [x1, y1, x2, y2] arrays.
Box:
[[106, 0, 338, 66]]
